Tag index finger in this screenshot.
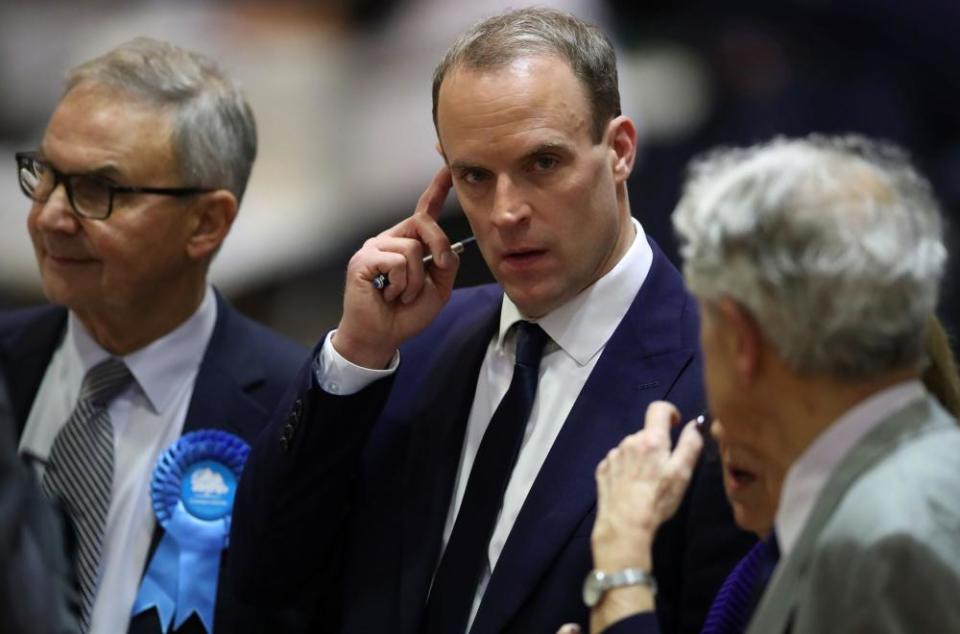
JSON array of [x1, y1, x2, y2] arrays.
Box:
[[415, 166, 453, 222], [670, 420, 705, 474], [412, 166, 455, 267]]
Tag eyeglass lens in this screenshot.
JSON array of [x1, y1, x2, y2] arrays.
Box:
[[18, 157, 110, 218]]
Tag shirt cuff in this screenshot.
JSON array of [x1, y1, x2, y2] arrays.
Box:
[[312, 330, 399, 395]]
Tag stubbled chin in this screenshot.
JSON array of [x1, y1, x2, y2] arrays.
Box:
[[500, 283, 558, 319]]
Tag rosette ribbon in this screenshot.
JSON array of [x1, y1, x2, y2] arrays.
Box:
[[131, 429, 250, 633]]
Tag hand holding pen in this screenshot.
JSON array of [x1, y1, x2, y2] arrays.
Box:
[[372, 236, 476, 290], [333, 167, 464, 369]]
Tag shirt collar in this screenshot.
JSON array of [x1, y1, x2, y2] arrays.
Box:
[[66, 286, 218, 414], [497, 218, 652, 365], [774, 379, 926, 557]]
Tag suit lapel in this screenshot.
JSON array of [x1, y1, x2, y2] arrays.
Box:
[[0, 306, 67, 436], [182, 293, 269, 440], [398, 294, 502, 634], [142, 295, 269, 578], [747, 397, 941, 634], [472, 244, 698, 632]]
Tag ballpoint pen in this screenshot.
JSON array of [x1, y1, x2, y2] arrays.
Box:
[[372, 236, 476, 290]]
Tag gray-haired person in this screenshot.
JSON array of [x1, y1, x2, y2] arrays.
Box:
[[1, 38, 307, 634], [582, 135, 960, 633]]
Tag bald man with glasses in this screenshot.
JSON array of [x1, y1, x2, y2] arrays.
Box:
[[1, 39, 307, 634]]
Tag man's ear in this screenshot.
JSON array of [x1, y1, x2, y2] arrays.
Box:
[[717, 298, 764, 384], [607, 115, 638, 183], [186, 190, 238, 261]]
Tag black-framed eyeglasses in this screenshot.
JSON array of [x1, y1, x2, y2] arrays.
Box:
[[15, 151, 214, 220]]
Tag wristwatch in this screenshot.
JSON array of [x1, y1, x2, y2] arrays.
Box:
[[582, 568, 657, 607]]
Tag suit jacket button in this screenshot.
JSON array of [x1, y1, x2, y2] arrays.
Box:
[[292, 398, 304, 420], [284, 422, 296, 439], [280, 435, 290, 452]]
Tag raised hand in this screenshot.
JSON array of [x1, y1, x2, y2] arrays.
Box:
[[333, 166, 461, 368], [591, 401, 704, 572]]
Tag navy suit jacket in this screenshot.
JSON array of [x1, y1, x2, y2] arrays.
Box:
[[0, 292, 309, 634], [232, 240, 753, 634]]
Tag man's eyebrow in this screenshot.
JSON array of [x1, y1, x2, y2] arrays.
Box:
[[449, 141, 575, 173], [520, 141, 574, 161], [449, 159, 486, 173], [85, 165, 124, 181], [37, 148, 124, 180]]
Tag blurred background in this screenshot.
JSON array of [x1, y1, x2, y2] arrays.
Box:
[[1, 0, 957, 345]]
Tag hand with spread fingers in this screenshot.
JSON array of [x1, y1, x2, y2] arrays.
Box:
[[589, 401, 704, 632], [333, 166, 461, 369]]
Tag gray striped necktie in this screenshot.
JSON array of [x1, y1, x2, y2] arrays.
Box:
[[42, 357, 133, 630]]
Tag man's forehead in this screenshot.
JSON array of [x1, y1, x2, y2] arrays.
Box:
[[436, 57, 591, 150], [42, 83, 174, 172], [440, 54, 579, 96]]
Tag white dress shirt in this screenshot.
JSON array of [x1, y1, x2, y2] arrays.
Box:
[[316, 218, 652, 631], [19, 286, 217, 634], [774, 379, 927, 558]]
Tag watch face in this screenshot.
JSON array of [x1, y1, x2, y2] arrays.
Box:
[[582, 570, 605, 607]]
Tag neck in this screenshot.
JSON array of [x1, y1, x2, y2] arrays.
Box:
[[766, 365, 921, 470], [603, 188, 636, 274], [73, 281, 207, 356]]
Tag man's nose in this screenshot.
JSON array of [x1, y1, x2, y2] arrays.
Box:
[[31, 183, 80, 233], [491, 175, 531, 227]]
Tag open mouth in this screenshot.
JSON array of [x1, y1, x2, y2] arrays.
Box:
[[501, 249, 546, 269], [727, 466, 758, 489], [505, 249, 544, 260]]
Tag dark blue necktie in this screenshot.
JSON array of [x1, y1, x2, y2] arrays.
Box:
[[422, 321, 549, 634], [701, 531, 780, 634]]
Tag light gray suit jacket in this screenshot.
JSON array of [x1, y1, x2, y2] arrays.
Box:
[[747, 395, 960, 634]]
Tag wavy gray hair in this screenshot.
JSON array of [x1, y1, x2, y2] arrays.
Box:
[[66, 37, 257, 202], [673, 135, 946, 379]]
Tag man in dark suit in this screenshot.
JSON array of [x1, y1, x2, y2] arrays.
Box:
[[1, 38, 307, 633], [231, 8, 752, 634]]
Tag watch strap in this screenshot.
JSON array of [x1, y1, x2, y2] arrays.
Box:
[[604, 568, 657, 596]]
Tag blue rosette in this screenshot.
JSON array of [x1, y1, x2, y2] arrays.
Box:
[[131, 429, 250, 633]]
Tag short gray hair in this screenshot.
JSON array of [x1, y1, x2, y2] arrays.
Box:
[[66, 37, 257, 202], [673, 135, 947, 379], [432, 7, 621, 142]]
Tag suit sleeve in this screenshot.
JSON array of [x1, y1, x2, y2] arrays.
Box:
[[0, 374, 80, 634], [603, 612, 662, 634], [229, 344, 395, 606]]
